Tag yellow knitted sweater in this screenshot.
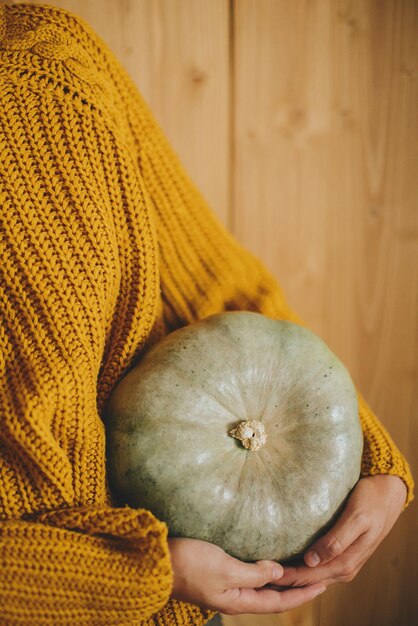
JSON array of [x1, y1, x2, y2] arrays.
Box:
[[0, 3, 413, 626]]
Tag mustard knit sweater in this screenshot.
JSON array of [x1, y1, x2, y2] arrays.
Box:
[[0, 3, 414, 626]]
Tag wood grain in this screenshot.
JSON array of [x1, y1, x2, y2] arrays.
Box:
[[6, 1, 417, 625]]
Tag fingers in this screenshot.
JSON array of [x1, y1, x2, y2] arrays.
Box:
[[223, 558, 325, 615], [280, 531, 373, 588], [227, 558, 284, 589], [304, 508, 369, 567], [224, 583, 326, 615], [304, 474, 406, 569]]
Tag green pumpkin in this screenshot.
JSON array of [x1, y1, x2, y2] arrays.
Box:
[[104, 311, 363, 562]]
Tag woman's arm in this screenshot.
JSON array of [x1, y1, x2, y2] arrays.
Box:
[[0, 55, 174, 623]]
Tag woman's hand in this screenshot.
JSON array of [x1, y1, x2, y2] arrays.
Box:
[[168, 537, 325, 615], [278, 475, 407, 589]]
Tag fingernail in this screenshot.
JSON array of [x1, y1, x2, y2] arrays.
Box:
[[306, 551, 321, 566], [272, 566, 283, 580], [314, 585, 326, 597]]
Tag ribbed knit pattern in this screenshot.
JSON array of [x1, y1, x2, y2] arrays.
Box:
[[0, 3, 413, 625]]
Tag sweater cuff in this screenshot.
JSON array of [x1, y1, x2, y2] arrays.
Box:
[[358, 394, 414, 508], [146, 599, 215, 626], [1, 505, 173, 624]]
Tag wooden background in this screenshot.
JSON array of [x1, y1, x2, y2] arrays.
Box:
[[7, 1, 417, 625]]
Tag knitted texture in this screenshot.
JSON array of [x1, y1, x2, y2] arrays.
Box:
[[0, 3, 414, 625]]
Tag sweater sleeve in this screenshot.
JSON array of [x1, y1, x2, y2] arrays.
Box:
[[0, 509, 171, 625], [0, 75, 175, 623], [130, 91, 414, 508]]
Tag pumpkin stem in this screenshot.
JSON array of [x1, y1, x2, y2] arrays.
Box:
[[229, 420, 266, 451]]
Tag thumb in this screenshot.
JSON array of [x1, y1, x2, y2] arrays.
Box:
[[229, 559, 284, 589], [304, 506, 369, 567]]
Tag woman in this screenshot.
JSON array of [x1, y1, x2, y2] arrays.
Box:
[[0, 3, 413, 624]]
